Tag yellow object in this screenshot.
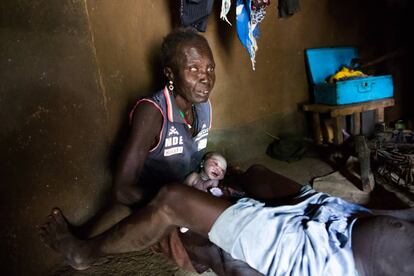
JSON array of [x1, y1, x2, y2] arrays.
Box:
[[328, 66, 367, 83]]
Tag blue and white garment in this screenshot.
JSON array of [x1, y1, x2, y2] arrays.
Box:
[[209, 186, 371, 276], [236, 0, 268, 70]]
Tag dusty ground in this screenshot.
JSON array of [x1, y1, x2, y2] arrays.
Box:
[[51, 249, 217, 276]]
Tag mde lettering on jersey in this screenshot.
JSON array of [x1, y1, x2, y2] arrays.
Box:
[[164, 126, 184, 156]]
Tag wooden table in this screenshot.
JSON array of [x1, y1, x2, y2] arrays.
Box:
[[303, 98, 395, 144]]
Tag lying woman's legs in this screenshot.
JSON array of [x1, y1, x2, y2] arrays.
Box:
[[352, 215, 414, 276], [181, 231, 263, 276], [370, 208, 414, 222], [39, 184, 232, 270], [229, 164, 303, 202]]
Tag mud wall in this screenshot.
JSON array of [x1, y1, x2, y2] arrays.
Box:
[[0, 0, 411, 274]]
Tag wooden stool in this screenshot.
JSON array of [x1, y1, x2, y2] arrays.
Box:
[[303, 98, 395, 144]]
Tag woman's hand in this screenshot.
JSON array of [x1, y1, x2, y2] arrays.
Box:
[[114, 185, 144, 206]]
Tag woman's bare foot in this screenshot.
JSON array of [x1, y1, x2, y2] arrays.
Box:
[[38, 208, 95, 270]]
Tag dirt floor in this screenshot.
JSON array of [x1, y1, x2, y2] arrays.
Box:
[[48, 146, 408, 275], [50, 249, 216, 276]]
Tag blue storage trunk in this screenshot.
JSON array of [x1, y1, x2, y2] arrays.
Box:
[[305, 47, 393, 105]]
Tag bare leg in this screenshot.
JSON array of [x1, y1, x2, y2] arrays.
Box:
[[39, 184, 232, 270], [227, 164, 303, 202], [370, 208, 414, 222], [352, 215, 414, 276], [180, 230, 263, 275]]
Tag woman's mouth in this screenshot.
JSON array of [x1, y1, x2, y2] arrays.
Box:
[[195, 90, 210, 100], [197, 90, 209, 95]]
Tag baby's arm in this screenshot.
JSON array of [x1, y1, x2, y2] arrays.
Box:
[[184, 172, 222, 193], [183, 172, 199, 187], [194, 179, 219, 192]]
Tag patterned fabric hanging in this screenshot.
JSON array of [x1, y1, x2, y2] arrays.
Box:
[[236, 0, 269, 70]]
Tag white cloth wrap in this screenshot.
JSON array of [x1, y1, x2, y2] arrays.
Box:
[[208, 187, 369, 276]]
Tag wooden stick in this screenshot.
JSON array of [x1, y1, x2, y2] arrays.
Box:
[[312, 112, 322, 144], [352, 112, 361, 135]]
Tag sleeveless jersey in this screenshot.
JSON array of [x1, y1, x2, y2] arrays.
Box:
[[130, 87, 212, 186]]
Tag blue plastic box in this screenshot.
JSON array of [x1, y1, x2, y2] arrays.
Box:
[[305, 47, 393, 105]]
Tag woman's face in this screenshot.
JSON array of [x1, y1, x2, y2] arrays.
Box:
[[168, 41, 216, 104]]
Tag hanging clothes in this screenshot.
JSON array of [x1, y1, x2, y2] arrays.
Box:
[[252, 0, 270, 10], [236, 0, 269, 70], [181, 0, 215, 32], [278, 0, 300, 18], [220, 0, 232, 25]]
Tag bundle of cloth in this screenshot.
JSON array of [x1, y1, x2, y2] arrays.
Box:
[[327, 66, 368, 83]]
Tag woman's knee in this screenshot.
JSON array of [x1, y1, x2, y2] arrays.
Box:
[[150, 183, 188, 216], [245, 164, 268, 174], [155, 183, 185, 202], [112, 185, 146, 205]]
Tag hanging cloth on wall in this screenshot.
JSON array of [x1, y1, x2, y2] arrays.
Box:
[[220, 0, 232, 25], [236, 0, 269, 70], [181, 0, 215, 32], [278, 0, 300, 18]]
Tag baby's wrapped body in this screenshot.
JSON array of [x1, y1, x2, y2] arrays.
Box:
[[209, 186, 370, 276]]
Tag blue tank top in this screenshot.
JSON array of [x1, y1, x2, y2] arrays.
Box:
[[131, 87, 212, 186]]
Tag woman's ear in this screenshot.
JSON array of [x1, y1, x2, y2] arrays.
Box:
[[164, 67, 174, 82]]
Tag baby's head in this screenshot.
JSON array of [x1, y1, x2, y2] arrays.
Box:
[[201, 152, 227, 180]]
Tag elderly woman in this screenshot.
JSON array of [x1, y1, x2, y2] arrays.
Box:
[[41, 165, 414, 276], [40, 28, 260, 275], [114, 28, 216, 206]]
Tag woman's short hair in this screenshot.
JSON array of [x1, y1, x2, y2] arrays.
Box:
[[161, 27, 210, 69]]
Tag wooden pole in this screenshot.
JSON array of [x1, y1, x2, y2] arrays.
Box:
[[312, 112, 322, 144]]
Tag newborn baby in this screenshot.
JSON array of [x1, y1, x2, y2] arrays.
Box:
[[184, 152, 227, 195], [181, 153, 227, 233]]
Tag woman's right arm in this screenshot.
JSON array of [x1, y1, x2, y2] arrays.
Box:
[[112, 101, 163, 205]]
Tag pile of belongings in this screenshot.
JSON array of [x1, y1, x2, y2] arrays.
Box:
[[370, 123, 414, 204], [326, 66, 368, 83], [266, 136, 307, 162]]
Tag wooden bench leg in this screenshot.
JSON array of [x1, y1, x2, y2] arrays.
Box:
[[333, 116, 343, 144], [355, 135, 375, 192], [352, 112, 361, 135], [312, 112, 322, 144], [375, 108, 384, 123]]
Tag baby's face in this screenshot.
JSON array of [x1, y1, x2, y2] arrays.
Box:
[[204, 155, 227, 180]]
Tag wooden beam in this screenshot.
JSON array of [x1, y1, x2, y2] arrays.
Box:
[[302, 98, 395, 117], [333, 117, 343, 144], [312, 112, 322, 144], [375, 108, 385, 123], [330, 98, 394, 117], [352, 112, 361, 135]]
